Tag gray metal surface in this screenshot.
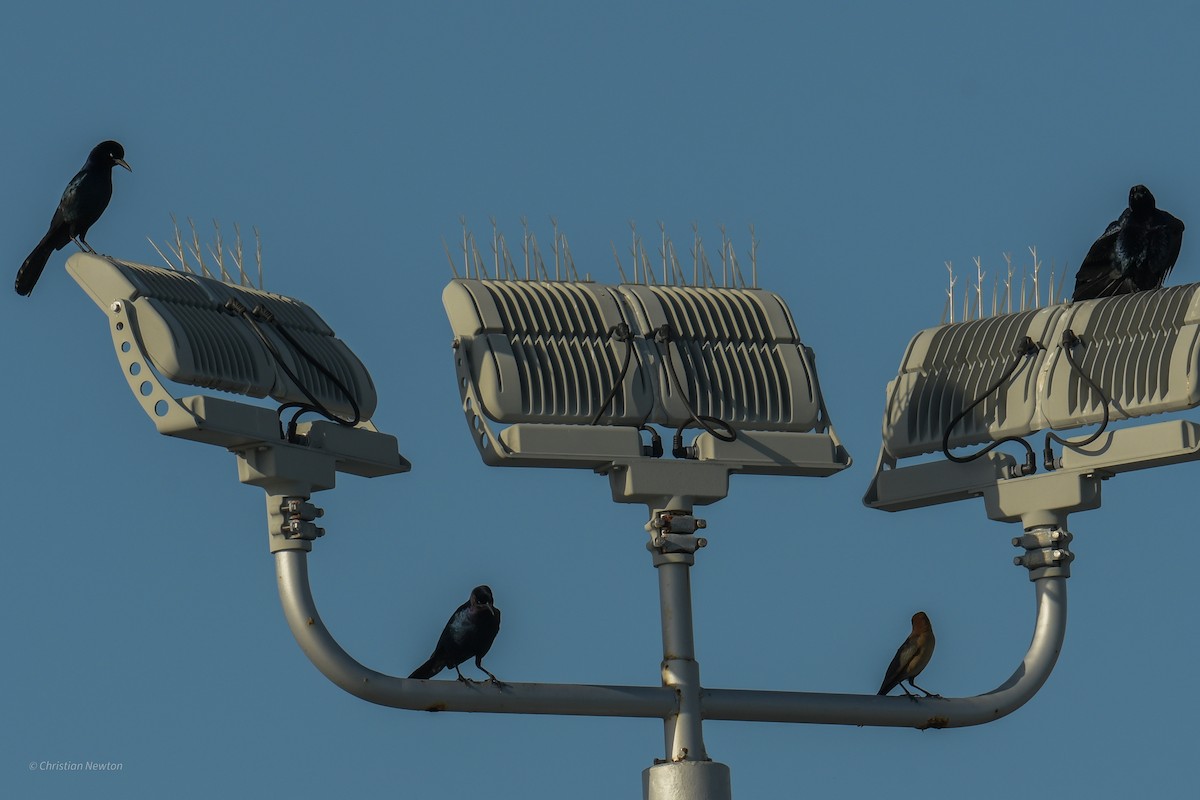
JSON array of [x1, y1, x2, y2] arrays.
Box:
[[701, 577, 1066, 728], [879, 283, 1200, 463], [644, 762, 732, 800], [443, 277, 851, 481], [275, 548, 1066, 730], [868, 284, 1200, 513], [69, 252, 377, 420], [276, 550, 677, 717]]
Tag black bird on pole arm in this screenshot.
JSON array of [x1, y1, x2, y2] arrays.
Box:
[[15, 140, 131, 296], [1071, 184, 1185, 302], [409, 585, 503, 683]]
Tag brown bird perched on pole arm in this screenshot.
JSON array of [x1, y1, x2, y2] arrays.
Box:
[[877, 611, 938, 700]]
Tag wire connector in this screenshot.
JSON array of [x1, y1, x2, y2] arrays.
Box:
[[1012, 525, 1074, 580]]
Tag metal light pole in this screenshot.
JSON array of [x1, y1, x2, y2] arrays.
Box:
[[65, 246, 1200, 800]]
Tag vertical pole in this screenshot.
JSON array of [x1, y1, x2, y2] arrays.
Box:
[[644, 507, 732, 800], [655, 550, 705, 761]]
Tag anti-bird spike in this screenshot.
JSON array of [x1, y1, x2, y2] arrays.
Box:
[[1004, 252, 1014, 313], [459, 215, 470, 278], [550, 215, 560, 281], [748, 223, 759, 288], [187, 217, 213, 279], [521, 216, 530, 280], [973, 256, 984, 321], [253, 226, 263, 289], [171, 213, 192, 275], [148, 237, 176, 271], [945, 261, 955, 324], [442, 237, 460, 278], [231, 223, 247, 287], [1030, 245, 1041, 309], [611, 241, 629, 283], [490, 216, 500, 279]]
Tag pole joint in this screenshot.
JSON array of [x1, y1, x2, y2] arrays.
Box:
[[646, 511, 708, 563], [1013, 525, 1074, 580]]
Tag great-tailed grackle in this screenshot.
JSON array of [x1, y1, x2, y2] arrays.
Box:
[[409, 585, 502, 683], [877, 611, 938, 700], [16, 140, 131, 296], [1071, 184, 1185, 302]]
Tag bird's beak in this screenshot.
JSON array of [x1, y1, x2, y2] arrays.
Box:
[[485, 603, 497, 617], [116, 158, 132, 172]]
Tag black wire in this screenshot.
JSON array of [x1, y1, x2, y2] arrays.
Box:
[[652, 323, 738, 453], [1043, 329, 1110, 470], [941, 335, 1040, 473], [224, 299, 361, 440], [590, 322, 635, 425], [638, 424, 664, 458], [256, 306, 361, 435]]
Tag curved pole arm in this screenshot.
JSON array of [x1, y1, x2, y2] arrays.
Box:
[[279, 550, 1063, 729], [700, 577, 1067, 729], [275, 550, 676, 718]]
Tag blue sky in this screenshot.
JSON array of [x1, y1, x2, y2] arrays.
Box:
[[3, 2, 1197, 798]]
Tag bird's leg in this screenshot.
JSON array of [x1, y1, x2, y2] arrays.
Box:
[[454, 665, 474, 683], [73, 236, 97, 254], [900, 684, 919, 702], [909, 680, 940, 699], [475, 658, 505, 687]]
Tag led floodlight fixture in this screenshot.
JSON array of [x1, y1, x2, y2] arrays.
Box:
[[867, 282, 1200, 513], [443, 277, 850, 495], [70, 254, 376, 420], [68, 253, 405, 486]]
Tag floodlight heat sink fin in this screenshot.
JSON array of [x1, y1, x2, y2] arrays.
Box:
[[1042, 284, 1200, 428], [68, 254, 377, 421], [444, 277, 850, 482], [444, 279, 654, 424], [618, 285, 823, 432], [868, 281, 1200, 513], [882, 306, 1063, 460]]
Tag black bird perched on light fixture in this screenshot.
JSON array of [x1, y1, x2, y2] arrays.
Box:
[[877, 611, 938, 700], [1071, 184, 1185, 302], [409, 585, 502, 683], [15, 140, 131, 296]]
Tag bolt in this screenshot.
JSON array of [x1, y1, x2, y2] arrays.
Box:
[[110, 302, 122, 312]]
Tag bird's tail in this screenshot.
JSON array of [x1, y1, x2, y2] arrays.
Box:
[[15, 234, 58, 296], [408, 658, 441, 680]]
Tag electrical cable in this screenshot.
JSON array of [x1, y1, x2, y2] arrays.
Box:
[[649, 323, 738, 458], [590, 322, 635, 425], [941, 335, 1041, 474], [1042, 329, 1109, 470], [638, 424, 664, 458], [224, 298, 361, 440]]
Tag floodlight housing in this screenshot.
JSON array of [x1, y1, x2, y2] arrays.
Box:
[[70, 254, 376, 420], [69, 253, 407, 489], [867, 283, 1200, 512], [443, 277, 850, 492]]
